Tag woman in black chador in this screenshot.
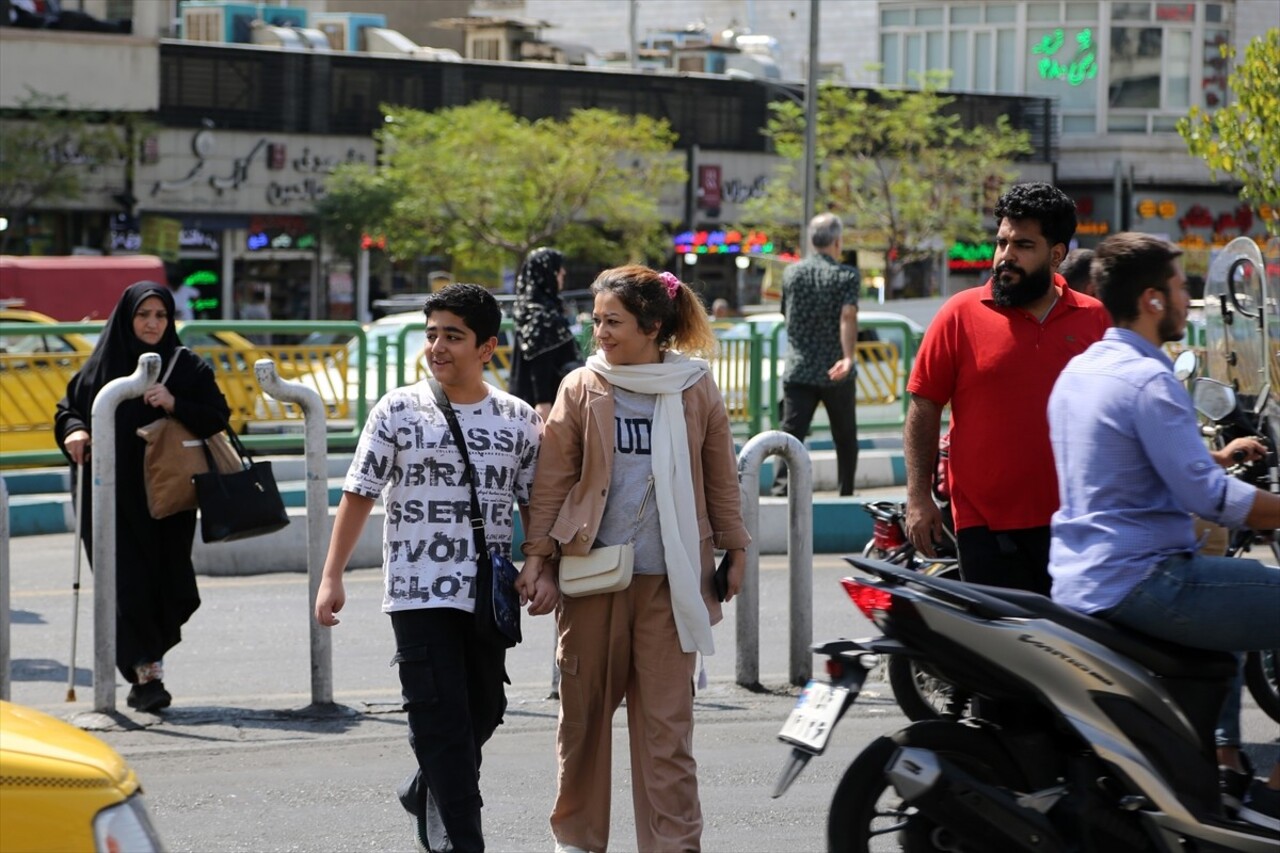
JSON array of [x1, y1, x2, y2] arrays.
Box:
[[55, 282, 230, 712], [510, 247, 581, 419]]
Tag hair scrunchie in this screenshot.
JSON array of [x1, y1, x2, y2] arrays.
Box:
[[658, 271, 681, 299]]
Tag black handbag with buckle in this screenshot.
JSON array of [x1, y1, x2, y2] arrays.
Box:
[[428, 380, 522, 649], [191, 430, 291, 543]]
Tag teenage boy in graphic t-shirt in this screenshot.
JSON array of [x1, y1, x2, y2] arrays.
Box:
[[315, 283, 553, 853]]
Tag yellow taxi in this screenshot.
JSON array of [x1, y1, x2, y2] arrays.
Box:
[[0, 700, 164, 852]]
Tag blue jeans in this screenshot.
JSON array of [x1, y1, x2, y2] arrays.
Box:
[[1105, 552, 1280, 749], [1105, 553, 1280, 651]]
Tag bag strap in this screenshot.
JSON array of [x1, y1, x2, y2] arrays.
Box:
[[199, 426, 251, 472], [428, 379, 490, 562], [159, 346, 186, 386]]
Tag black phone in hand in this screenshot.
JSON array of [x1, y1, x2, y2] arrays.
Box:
[[714, 551, 732, 601]]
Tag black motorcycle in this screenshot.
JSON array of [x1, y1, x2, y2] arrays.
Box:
[[1188, 358, 1280, 723], [772, 556, 1279, 851]]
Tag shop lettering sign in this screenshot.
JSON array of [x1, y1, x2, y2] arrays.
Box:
[[1031, 28, 1098, 87], [149, 130, 369, 208]]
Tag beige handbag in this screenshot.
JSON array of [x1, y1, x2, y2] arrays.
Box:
[[559, 476, 652, 598], [136, 349, 240, 519]]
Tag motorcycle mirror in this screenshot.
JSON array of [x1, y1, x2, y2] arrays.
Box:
[[1172, 350, 1198, 381], [1193, 378, 1237, 422]]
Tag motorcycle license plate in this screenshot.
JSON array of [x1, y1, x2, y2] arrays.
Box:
[[778, 680, 849, 754]]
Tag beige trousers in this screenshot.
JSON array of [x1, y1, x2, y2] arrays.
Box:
[[551, 575, 701, 853]]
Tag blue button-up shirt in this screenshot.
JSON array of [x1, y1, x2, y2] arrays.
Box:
[[1048, 328, 1256, 613]]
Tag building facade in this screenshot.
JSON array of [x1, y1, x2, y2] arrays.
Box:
[[1, 0, 1057, 317]]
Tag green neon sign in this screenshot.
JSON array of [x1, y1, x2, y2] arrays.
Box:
[[1032, 28, 1097, 86]]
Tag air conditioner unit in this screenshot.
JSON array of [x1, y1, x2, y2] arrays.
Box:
[[362, 27, 461, 61], [312, 12, 387, 52], [178, 2, 307, 44]]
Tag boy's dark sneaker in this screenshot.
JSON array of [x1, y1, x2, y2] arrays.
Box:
[[1220, 753, 1255, 813], [1238, 780, 1280, 832], [126, 680, 171, 713]]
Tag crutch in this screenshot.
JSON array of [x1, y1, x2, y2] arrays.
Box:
[[66, 462, 85, 702]]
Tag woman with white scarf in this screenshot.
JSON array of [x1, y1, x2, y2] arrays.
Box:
[[518, 265, 749, 853]]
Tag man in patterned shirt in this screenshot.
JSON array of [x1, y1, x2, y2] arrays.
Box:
[[772, 212, 861, 496], [315, 284, 551, 852]]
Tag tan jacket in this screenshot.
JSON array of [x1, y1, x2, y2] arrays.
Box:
[[523, 366, 751, 624]]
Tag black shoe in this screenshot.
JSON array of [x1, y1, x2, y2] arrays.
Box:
[[1238, 780, 1280, 831], [1220, 753, 1255, 813], [126, 680, 172, 713]]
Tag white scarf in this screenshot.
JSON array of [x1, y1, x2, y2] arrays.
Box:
[[587, 350, 715, 654]]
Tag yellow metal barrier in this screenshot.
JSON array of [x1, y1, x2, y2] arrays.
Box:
[[855, 341, 904, 405], [0, 343, 353, 454]]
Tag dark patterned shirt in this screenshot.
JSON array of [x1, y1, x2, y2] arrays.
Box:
[[781, 253, 860, 386]]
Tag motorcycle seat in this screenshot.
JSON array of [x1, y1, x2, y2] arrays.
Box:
[[849, 558, 1239, 680], [965, 583, 1239, 680]]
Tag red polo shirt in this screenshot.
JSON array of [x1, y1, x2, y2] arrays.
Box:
[[907, 276, 1111, 531]]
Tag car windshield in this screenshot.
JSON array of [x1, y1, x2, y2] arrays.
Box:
[[348, 322, 424, 368]]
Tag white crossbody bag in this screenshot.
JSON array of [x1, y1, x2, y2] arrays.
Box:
[[559, 475, 654, 598]]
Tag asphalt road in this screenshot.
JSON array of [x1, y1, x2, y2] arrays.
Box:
[[4, 535, 1278, 852]]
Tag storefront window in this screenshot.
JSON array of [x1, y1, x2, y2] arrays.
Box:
[[881, 8, 910, 26], [1066, 2, 1098, 21], [1028, 3, 1061, 23], [1109, 27, 1162, 108], [950, 5, 981, 24], [1112, 2, 1152, 20], [986, 5, 1016, 23], [1164, 29, 1192, 109], [1202, 29, 1230, 108], [975, 31, 993, 90], [949, 30, 969, 87], [996, 29, 1016, 91], [915, 7, 944, 26], [881, 33, 902, 85]]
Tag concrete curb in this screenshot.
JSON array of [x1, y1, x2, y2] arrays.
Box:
[[187, 494, 892, 575]]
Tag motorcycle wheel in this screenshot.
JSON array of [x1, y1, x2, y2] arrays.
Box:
[[886, 656, 971, 722], [827, 721, 1027, 853], [1244, 649, 1280, 723]]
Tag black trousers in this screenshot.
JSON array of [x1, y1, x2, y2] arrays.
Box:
[[390, 608, 508, 853], [773, 381, 859, 496], [956, 525, 1052, 596]]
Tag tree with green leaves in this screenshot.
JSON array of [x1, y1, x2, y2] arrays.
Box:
[[1177, 28, 1280, 236], [368, 101, 685, 278], [0, 91, 134, 254], [745, 71, 1033, 295], [314, 162, 402, 260]]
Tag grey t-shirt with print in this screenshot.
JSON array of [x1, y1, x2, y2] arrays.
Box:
[[344, 381, 542, 613], [595, 388, 664, 575]]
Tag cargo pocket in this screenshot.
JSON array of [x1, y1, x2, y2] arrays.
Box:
[[390, 643, 440, 711], [557, 651, 584, 728]]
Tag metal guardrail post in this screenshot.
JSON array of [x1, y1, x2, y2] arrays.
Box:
[[735, 431, 814, 687], [92, 353, 161, 713], [1, 476, 10, 701], [254, 359, 334, 708]]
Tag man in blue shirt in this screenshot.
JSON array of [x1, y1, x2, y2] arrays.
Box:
[[1047, 231, 1280, 830]]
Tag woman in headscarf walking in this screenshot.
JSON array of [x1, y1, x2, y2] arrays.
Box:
[[517, 265, 749, 853], [510, 247, 581, 419], [55, 281, 231, 712]]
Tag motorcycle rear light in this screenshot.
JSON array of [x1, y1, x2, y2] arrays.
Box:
[[872, 518, 906, 550], [826, 658, 845, 679], [841, 577, 894, 618]]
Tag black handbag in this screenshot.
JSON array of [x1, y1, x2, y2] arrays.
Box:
[[428, 379, 522, 648], [192, 430, 291, 543]]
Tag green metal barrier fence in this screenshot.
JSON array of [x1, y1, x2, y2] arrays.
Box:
[[2, 315, 928, 467]]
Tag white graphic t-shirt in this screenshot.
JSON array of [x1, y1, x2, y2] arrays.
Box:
[[344, 381, 542, 614]]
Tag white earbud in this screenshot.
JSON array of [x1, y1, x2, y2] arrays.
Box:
[[1150, 299, 1163, 310]]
